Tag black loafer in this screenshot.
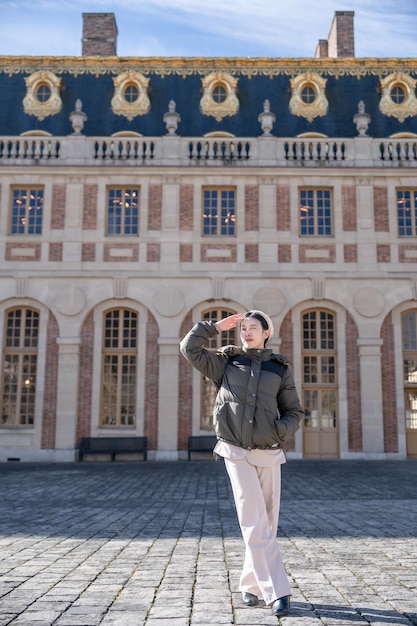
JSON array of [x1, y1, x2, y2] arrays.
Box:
[[242, 591, 258, 606], [272, 595, 290, 616]]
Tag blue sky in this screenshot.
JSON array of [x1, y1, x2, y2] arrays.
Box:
[[0, 0, 416, 58]]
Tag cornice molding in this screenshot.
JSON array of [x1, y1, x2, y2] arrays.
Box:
[[1, 56, 417, 78]]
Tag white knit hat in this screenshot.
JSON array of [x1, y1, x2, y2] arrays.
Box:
[[244, 310, 274, 338]]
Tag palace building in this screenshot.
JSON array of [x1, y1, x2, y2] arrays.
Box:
[[1, 11, 417, 461]]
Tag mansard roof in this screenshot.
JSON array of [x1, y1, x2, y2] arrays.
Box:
[[1, 56, 417, 138]]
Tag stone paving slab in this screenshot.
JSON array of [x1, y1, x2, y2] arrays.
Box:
[[0, 460, 416, 626]]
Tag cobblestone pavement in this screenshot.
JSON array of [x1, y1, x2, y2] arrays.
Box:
[[0, 459, 416, 626]]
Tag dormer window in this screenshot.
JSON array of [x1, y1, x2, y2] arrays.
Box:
[[300, 85, 316, 105], [23, 71, 62, 121], [212, 84, 227, 103], [35, 83, 52, 103], [123, 83, 139, 103], [111, 71, 150, 121], [200, 72, 239, 121], [379, 73, 417, 123], [391, 84, 406, 105], [289, 73, 328, 122]]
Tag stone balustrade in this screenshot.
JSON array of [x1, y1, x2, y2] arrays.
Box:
[[1, 134, 416, 167]]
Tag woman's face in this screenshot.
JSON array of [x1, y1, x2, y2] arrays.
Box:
[[240, 317, 269, 350]]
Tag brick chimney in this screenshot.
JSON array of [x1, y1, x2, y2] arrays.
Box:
[[315, 39, 329, 59], [82, 13, 118, 56], [315, 11, 355, 58]]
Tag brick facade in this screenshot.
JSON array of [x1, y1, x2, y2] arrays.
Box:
[[180, 243, 193, 262], [374, 187, 389, 232], [179, 184, 194, 231], [377, 244, 391, 263], [201, 244, 237, 262], [148, 184, 163, 230], [76, 311, 94, 444], [346, 311, 362, 452], [279, 312, 295, 451], [244, 185, 259, 231], [48, 242, 63, 262], [276, 186, 291, 231], [82, 184, 98, 230], [82, 243, 96, 262], [51, 184, 66, 230], [144, 312, 159, 450], [5, 242, 41, 261], [342, 186, 357, 231], [103, 243, 139, 262], [147, 243, 161, 262], [178, 312, 194, 450], [299, 244, 336, 263], [245, 243, 258, 263], [82, 13, 117, 56], [344, 243, 357, 263], [41, 312, 59, 449], [380, 313, 399, 453], [278, 244, 292, 263]]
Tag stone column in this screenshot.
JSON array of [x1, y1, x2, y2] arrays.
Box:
[[357, 337, 384, 455], [54, 338, 81, 454], [156, 337, 180, 460]]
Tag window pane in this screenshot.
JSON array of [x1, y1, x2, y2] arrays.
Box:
[[220, 190, 235, 235], [300, 188, 332, 236], [402, 311, 417, 351], [405, 392, 417, 429], [107, 187, 139, 236], [203, 188, 235, 236], [302, 309, 338, 435], [304, 389, 319, 428], [403, 358, 417, 384], [303, 355, 318, 383], [321, 390, 337, 428], [101, 309, 138, 428], [303, 311, 317, 350], [203, 190, 218, 235], [1, 309, 39, 428], [11, 188, 43, 235]]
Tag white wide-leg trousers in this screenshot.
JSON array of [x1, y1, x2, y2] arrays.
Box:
[[224, 455, 291, 605]]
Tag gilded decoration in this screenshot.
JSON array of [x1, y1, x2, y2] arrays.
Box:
[[111, 71, 150, 121], [289, 73, 328, 122], [200, 72, 239, 121], [4, 56, 417, 78], [379, 73, 417, 123], [22, 71, 62, 121]]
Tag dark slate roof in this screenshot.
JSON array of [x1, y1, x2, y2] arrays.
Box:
[[1, 57, 417, 138]]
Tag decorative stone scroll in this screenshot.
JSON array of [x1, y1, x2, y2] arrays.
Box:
[[379, 72, 417, 123], [111, 71, 150, 121], [22, 71, 62, 121], [200, 72, 239, 121], [289, 73, 328, 122]]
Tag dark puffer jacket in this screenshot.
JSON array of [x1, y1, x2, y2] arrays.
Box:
[[180, 321, 304, 450]]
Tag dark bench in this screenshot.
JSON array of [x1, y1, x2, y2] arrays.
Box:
[[78, 436, 148, 461], [187, 435, 217, 460]]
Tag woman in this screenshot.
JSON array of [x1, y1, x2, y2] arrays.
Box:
[[180, 310, 303, 617]]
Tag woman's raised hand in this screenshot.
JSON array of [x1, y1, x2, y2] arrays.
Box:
[[215, 313, 245, 332]]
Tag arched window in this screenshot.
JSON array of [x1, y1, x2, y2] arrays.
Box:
[[199, 307, 237, 430], [402, 310, 417, 458], [302, 309, 339, 458], [1, 308, 39, 427], [100, 308, 138, 427]]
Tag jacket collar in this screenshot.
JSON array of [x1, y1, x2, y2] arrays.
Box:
[[218, 344, 288, 365]]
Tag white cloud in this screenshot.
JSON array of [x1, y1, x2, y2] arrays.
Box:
[[0, 0, 416, 57]]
